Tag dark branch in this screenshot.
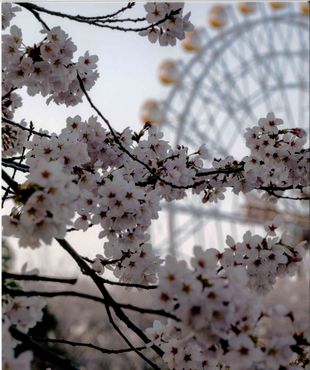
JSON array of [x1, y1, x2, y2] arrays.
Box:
[[2, 186, 14, 194], [105, 304, 160, 370], [2, 159, 29, 173], [196, 165, 245, 177], [2, 87, 18, 100], [2, 117, 52, 138], [18, 2, 136, 22], [99, 276, 157, 290], [2, 169, 19, 193], [17, 2, 181, 33], [56, 238, 164, 358], [30, 335, 146, 354], [78, 75, 194, 190], [3, 286, 107, 304], [9, 326, 79, 370], [262, 189, 309, 201], [3, 272, 77, 285], [17, 3, 50, 30], [3, 287, 178, 320], [80, 2, 136, 21]]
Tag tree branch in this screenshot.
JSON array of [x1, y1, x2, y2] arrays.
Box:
[[56, 238, 164, 358], [17, 3, 50, 30], [3, 286, 178, 320], [98, 276, 158, 290], [17, 2, 181, 33], [9, 326, 79, 370], [105, 304, 160, 370], [29, 335, 146, 355], [2, 159, 29, 173], [2, 87, 18, 100], [2, 117, 52, 138], [2, 169, 19, 193], [77, 75, 196, 190], [196, 165, 245, 177], [3, 272, 77, 285]]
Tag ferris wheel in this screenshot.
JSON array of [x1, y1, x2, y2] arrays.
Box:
[[140, 3, 310, 256]]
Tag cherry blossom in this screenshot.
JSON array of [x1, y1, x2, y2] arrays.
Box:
[[140, 2, 194, 46], [1, 3, 21, 30], [2, 24, 99, 108], [1, 3, 309, 369], [146, 224, 308, 369], [2, 274, 46, 370]]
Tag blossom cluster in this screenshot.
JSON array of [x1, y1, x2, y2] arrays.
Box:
[[2, 21, 99, 107], [140, 3, 194, 46], [3, 159, 79, 247], [146, 224, 308, 370], [2, 266, 46, 370], [198, 113, 309, 203], [1, 3, 20, 30], [221, 218, 306, 294], [3, 114, 309, 283]]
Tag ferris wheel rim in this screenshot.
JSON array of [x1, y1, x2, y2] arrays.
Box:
[[154, 8, 309, 255], [161, 14, 309, 147], [165, 12, 309, 108]]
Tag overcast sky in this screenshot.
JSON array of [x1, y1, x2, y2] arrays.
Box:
[[13, 2, 210, 133]]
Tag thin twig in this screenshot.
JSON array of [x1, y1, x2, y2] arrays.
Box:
[[98, 16, 146, 24], [17, 2, 181, 33], [2, 87, 18, 100], [196, 165, 245, 177], [99, 277, 158, 290], [81, 255, 159, 289], [3, 287, 178, 320], [18, 3, 50, 30], [3, 272, 77, 285], [3, 286, 107, 304], [56, 238, 164, 358], [2, 117, 52, 138], [78, 75, 196, 190], [19, 2, 135, 22], [264, 189, 309, 201], [105, 304, 160, 370], [30, 335, 146, 354], [75, 2, 136, 21]]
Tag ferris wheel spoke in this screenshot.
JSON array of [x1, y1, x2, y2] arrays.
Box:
[[156, 4, 309, 255], [298, 31, 309, 126], [247, 41, 294, 124], [241, 32, 277, 89], [172, 32, 255, 147], [265, 23, 296, 125], [191, 116, 229, 157], [226, 39, 279, 115], [190, 96, 227, 150], [158, 207, 210, 254], [222, 7, 269, 122], [227, 47, 253, 121], [178, 64, 227, 151], [163, 202, 248, 224]]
